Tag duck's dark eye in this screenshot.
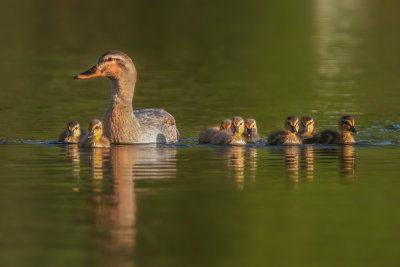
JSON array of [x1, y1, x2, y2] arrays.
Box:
[[107, 58, 113, 61]]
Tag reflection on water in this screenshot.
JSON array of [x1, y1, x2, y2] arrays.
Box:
[[65, 144, 80, 179], [221, 146, 257, 189], [273, 145, 356, 182], [340, 145, 355, 179], [284, 146, 300, 182], [64, 144, 177, 254], [301, 145, 314, 180], [313, 0, 364, 118]]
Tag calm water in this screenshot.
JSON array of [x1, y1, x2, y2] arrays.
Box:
[[1, 0, 400, 266]]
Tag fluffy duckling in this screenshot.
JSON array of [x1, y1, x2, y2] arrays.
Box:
[[314, 115, 358, 144], [299, 116, 318, 142], [211, 116, 246, 146], [199, 119, 232, 144], [58, 121, 84, 143], [268, 116, 301, 145], [243, 118, 260, 144], [79, 120, 111, 148]]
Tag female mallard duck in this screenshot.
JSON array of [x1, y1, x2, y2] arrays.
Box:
[[268, 116, 301, 145], [243, 118, 260, 144], [79, 120, 111, 148], [74, 51, 179, 144], [58, 121, 84, 143], [298, 116, 318, 143], [199, 119, 232, 144], [314, 115, 358, 144], [211, 116, 246, 146]]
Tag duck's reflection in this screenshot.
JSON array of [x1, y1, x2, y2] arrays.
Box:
[[67, 144, 177, 252], [64, 144, 81, 192], [283, 146, 300, 182], [340, 145, 355, 179], [221, 146, 257, 189], [274, 144, 355, 182], [300, 145, 314, 180], [65, 144, 81, 179]]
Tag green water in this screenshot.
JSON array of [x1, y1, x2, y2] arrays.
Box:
[[1, 0, 400, 266]]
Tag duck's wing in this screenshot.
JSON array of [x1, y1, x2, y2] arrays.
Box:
[[267, 131, 286, 145], [199, 127, 219, 143], [316, 130, 340, 144], [134, 109, 180, 143]]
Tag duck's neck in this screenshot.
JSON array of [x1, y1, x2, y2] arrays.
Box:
[[110, 77, 135, 105], [102, 76, 141, 144]]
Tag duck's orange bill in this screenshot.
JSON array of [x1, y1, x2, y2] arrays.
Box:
[[74, 65, 103, 79]]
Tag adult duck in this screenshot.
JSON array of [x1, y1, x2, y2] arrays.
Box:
[[74, 51, 180, 144]]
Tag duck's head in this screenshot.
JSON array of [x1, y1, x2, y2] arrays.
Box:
[[300, 116, 314, 134], [244, 118, 257, 136], [74, 51, 137, 81], [284, 116, 299, 134], [66, 121, 81, 137], [232, 116, 245, 137], [87, 119, 104, 140], [340, 115, 358, 134], [220, 119, 232, 131]]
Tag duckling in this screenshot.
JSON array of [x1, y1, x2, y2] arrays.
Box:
[[268, 116, 301, 145], [58, 121, 84, 143], [298, 116, 318, 143], [199, 119, 232, 144], [315, 115, 358, 144], [243, 118, 260, 144], [79, 120, 111, 148], [211, 116, 246, 146]]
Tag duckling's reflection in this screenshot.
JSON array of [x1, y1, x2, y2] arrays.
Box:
[[65, 144, 81, 179], [340, 145, 355, 179], [300, 145, 314, 180], [89, 148, 110, 182], [70, 144, 177, 252], [221, 146, 257, 189], [283, 146, 300, 182]]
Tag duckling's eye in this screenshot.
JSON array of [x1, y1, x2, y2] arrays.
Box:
[[95, 126, 101, 129], [240, 122, 243, 125], [107, 58, 113, 61]]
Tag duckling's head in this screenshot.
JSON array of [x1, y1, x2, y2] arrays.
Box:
[[244, 118, 257, 136], [74, 51, 137, 81], [300, 116, 314, 134], [88, 119, 104, 140], [66, 121, 81, 137], [220, 119, 232, 131], [232, 116, 245, 137], [284, 116, 299, 134], [340, 115, 358, 134]]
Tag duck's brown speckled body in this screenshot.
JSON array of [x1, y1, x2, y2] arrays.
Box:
[[79, 120, 111, 148], [314, 116, 358, 144], [74, 51, 179, 144], [58, 121, 85, 143], [268, 116, 301, 145], [243, 118, 260, 144], [211, 117, 246, 146], [199, 119, 232, 144], [299, 116, 318, 143]]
